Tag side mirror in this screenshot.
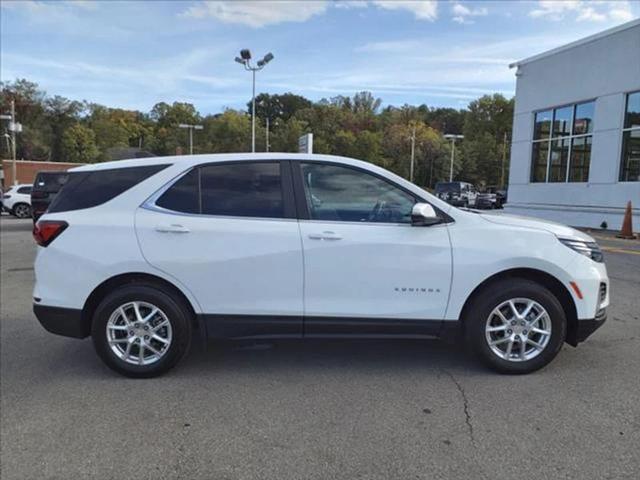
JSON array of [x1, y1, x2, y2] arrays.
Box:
[[411, 203, 441, 226]]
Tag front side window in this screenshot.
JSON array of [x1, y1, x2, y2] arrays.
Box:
[[156, 162, 284, 218], [531, 100, 594, 183], [620, 91, 640, 182], [301, 163, 416, 223]]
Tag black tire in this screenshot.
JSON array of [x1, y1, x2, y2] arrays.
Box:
[[464, 278, 566, 374], [91, 284, 192, 378], [12, 203, 31, 219]]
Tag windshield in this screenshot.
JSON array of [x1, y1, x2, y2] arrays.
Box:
[[435, 182, 461, 193], [33, 172, 69, 193]]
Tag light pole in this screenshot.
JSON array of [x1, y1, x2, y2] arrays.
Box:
[[235, 49, 274, 153], [1, 100, 21, 185], [444, 134, 464, 182], [409, 124, 416, 182], [178, 123, 203, 155]]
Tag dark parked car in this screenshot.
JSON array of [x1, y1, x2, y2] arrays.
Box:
[[31, 171, 69, 222]]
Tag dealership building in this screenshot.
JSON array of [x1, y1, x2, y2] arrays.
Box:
[[506, 19, 639, 230]]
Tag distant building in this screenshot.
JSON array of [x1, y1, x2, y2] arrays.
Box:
[[1, 160, 82, 187], [507, 19, 639, 230]]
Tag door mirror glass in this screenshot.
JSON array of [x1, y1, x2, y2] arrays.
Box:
[[411, 203, 440, 226]]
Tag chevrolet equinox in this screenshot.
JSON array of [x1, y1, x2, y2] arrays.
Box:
[[33, 154, 609, 377]]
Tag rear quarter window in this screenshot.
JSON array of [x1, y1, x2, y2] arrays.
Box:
[[48, 164, 169, 213]]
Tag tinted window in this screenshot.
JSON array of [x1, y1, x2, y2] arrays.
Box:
[[156, 169, 199, 214], [552, 106, 573, 137], [569, 136, 592, 182], [574, 101, 595, 135], [620, 130, 640, 182], [17, 186, 32, 194], [531, 141, 549, 182], [34, 172, 69, 193], [435, 182, 461, 193], [200, 162, 283, 218], [624, 91, 640, 130], [534, 110, 552, 140], [548, 138, 570, 182], [302, 163, 415, 223], [49, 164, 169, 213]]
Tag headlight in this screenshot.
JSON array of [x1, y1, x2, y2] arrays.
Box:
[[559, 238, 604, 263]]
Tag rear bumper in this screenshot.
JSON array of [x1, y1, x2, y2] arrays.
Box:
[[33, 304, 88, 339]]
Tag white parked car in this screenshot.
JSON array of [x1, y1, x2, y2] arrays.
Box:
[[2, 184, 33, 218], [33, 154, 609, 377]]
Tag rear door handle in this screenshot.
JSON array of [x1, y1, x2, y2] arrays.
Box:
[[308, 231, 342, 241], [155, 224, 190, 234]]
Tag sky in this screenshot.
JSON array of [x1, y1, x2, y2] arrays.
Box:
[[1, 0, 638, 114]]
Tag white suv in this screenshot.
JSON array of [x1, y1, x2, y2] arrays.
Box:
[[2, 184, 33, 218], [33, 154, 609, 377]]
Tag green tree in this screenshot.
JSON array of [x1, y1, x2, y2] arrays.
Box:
[[60, 123, 100, 163], [45, 96, 83, 161], [462, 94, 513, 186], [249, 93, 312, 123]]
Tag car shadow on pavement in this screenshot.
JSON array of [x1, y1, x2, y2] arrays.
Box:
[[39, 336, 486, 380], [179, 337, 486, 378]]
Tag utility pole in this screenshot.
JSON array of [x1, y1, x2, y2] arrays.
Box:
[[11, 100, 17, 185], [266, 117, 270, 152], [501, 131, 508, 188], [444, 134, 464, 182], [409, 124, 416, 182]]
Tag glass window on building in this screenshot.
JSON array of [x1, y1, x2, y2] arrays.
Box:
[[620, 91, 640, 182], [531, 100, 595, 183]]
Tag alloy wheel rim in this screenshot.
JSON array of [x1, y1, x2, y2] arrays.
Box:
[[15, 205, 30, 218], [106, 301, 172, 366], [485, 297, 552, 362]]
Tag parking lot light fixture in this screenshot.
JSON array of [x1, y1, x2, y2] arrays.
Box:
[[178, 123, 204, 155], [444, 134, 464, 182], [235, 49, 275, 153]]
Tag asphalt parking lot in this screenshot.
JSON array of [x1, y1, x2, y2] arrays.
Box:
[[1, 215, 639, 479]]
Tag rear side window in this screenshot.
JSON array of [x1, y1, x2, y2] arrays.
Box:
[[49, 164, 169, 213], [17, 186, 32, 194], [156, 162, 284, 219], [156, 169, 199, 214]]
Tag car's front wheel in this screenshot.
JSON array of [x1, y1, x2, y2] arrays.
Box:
[[91, 284, 192, 378], [12, 203, 31, 219], [465, 279, 566, 374]]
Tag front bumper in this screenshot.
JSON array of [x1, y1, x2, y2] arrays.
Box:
[[567, 310, 607, 346], [33, 303, 88, 339]]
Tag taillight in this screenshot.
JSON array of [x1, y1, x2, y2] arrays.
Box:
[[33, 220, 68, 247], [31, 191, 47, 199]]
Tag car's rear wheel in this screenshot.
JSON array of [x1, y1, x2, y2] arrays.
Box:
[[91, 285, 192, 378], [12, 203, 31, 219], [465, 279, 566, 374]]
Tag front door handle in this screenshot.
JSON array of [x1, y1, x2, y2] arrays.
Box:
[[308, 231, 342, 241], [155, 224, 190, 234]]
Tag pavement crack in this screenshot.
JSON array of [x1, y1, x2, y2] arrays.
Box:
[[442, 369, 475, 445]]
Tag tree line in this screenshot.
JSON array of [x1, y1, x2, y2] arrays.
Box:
[[0, 79, 513, 188]]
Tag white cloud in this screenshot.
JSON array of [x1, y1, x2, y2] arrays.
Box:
[[529, 1, 637, 23], [181, 1, 329, 28], [451, 2, 488, 24], [372, 1, 438, 21], [0, 0, 97, 14]]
